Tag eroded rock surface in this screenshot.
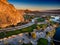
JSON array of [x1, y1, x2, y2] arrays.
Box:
[[0, 0, 24, 28]]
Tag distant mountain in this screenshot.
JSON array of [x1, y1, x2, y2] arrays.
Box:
[[45, 9, 60, 12], [41, 9, 60, 14], [24, 9, 60, 14]]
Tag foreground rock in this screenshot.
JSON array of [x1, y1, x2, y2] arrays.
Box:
[[0, 0, 24, 28]]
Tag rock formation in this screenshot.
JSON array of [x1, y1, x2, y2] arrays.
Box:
[[0, 0, 24, 28]]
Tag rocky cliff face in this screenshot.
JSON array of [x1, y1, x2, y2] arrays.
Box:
[[0, 0, 24, 28]]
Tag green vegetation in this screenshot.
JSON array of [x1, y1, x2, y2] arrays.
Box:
[[22, 43, 32, 45], [3, 38, 48, 45], [37, 38, 48, 45], [0, 32, 5, 38], [0, 24, 36, 38], [0, 22, 48, 39], [22, 38, 48, 45], [37, 24, 47, 28], [0, 23, 48, 39], [50, 21, 56, 25], [37, 18, 45, 22], [24, 15, 35, 20]]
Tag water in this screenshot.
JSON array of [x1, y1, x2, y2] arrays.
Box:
[[53, 27, 60, 45], [50, 16, 60, 23]]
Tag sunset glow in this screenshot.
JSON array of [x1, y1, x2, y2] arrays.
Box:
[[8, 0, 60, 11]]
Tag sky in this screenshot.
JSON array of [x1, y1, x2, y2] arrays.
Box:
[[8, 0, 60, 11]]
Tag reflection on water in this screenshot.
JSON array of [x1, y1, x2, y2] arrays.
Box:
[[53, 27, 60, 45]]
